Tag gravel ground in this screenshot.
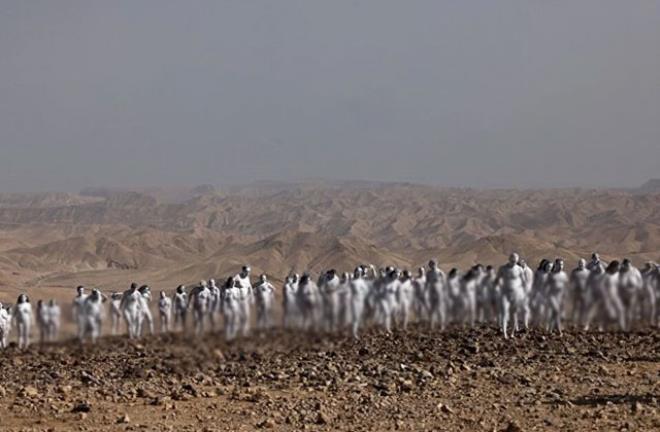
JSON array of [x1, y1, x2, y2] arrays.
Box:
[[0, 325, 658, 431]]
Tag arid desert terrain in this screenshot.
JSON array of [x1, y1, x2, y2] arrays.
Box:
[[0, 180, 659, 431]]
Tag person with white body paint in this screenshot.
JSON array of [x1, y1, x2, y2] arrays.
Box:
[[476, 265, 497, 323], [496, 253, 528, 339], [582, 262, 607, 331], [426, 260, 447, 330], [412, 267, 428, 323], [618, 259, 643, 330], [188, 281, 211, 336], [158, 290, 172, 333], [120, 283, 142, 339], [72, 286, 88, 340], [13, 294, 33, 349], [0, 302, 11, 349], [254, 274, 275, 330], [640, 262, 658, 326], [173, 285, 188, 332], [600, 261, 626, 331], [82, 289, 106, 343], [44, 299, 60, 342], [376, 269, 400, 333], [282, 275, 300, 329], [350, 267, 370, 339], [36, 300, 48, 343], [109, 292, 123, 335], [320, 269, 341, 332], [546, 259, 568, 335], [136, 285, 154, 337], [518, 260, 534, 329], [298, 273, 321, 331], [234, 266, 253, 337], [337, 272, 353, 330], [208, 279, 222, 330], [446, 268, 462, 324], [222, 277, 241, 340], [460, 266, 481, 328], [530, 260, 552, 328], [397, 270, 414, 330], [570, 259, 591, 326]]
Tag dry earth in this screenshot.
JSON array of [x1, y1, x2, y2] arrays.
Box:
[[0, 326, 658, 431], [0, 181, 659, 430]]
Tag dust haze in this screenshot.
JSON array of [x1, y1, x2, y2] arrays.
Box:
[[1, 1, 659, 191]]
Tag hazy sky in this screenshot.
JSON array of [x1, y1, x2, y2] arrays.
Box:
[[1, 1, 658, 192]]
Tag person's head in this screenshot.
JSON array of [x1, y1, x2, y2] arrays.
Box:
[[621, 258, 631, 271], [402, 269, 411, 279], [48, 299, 56, 307], [591, 252, 600, 262], [508, 252, 520, 266], [486, 265, 495, 275], [554, 258, 564, 272], [241, 265, 251, 277], [606, 260, 620, 274], [160, 290, 166, 299], [388, 268, 398, 279], [209, 278, 216, 287], [428, 259, 437, 270], [130, 282, 138, 291], [17, 293, 29, 304], [259, 274, 268, 283], [545, 260, 554, 272], [76, 285, 85, 295], [448, 268, 458, 278], [224, 277, 234, 289], [353, 267, 363, 279], [176, 285, 185, 294], [577, 258, 586, 270]]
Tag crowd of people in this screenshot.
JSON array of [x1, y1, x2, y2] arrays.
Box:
[[0, 253, 658, 349]]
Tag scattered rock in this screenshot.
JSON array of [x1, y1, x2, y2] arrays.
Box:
[[20, 386, 39, 398], [316, 411, 330, 425], [437, 403, 454, 414], [117, 414, 130, 424], [256, 418, 275, 429], [72, 402, 91, 413], [503, 420, 523, 432]]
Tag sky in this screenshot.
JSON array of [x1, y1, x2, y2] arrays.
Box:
[[0, 1, 658, 192]]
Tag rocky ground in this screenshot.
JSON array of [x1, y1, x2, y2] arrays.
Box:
[[0, 326, 658, 431]]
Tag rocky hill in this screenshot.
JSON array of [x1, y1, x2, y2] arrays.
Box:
[[0, 181, 658, 295]]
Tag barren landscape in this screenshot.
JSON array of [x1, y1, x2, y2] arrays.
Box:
[[1, 180, 658, 304], [1, 326, 658, 431], [0, 180, 659, 430]]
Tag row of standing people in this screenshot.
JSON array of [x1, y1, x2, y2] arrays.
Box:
[[2, 256, 658, 348]]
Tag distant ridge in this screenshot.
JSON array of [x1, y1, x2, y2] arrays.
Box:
[[633, 179, 660, 194]]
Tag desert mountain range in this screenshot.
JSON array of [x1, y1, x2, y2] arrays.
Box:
[[0, 180, 658, 300]]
